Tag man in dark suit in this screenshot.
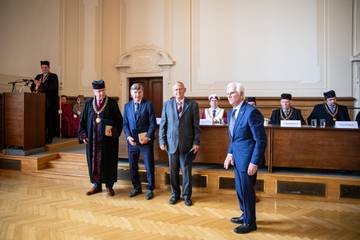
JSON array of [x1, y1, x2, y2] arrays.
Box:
[[123, 83, 157, 200], [269, 93, 305, 125], [224, 82, 266, 234], [32, 60, 59, 143], [159, 81, 200, 206], [307, 90, 350, 127]]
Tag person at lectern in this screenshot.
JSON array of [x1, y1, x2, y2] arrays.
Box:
[[307, 90, 350, 127], [79, 80, 123, 197], [159, 81, 200, 206], [269, 93, 305, 125], [224, 82, 266, 234], [123, 83, 157, 200], [31, 60, 59, 143]]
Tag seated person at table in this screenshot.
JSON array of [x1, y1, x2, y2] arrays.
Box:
[[246, 97, 257, 107], [60, 95, 79, 137], [73, 95, 85, 118], [307, 90, 350, 127], [270, 93, 305, 125], [204, 94, 224, 123], [356, 112, 360, 128]]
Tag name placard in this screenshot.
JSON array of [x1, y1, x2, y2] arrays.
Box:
[[200, 119, 213, 125], [334, 121, 358, 129], [280, 120, 301, 128]]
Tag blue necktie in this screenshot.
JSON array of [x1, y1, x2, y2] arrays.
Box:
[[135, 103, 139, 112], [229, 109, 237, 136], [212, 109, 216, 118]]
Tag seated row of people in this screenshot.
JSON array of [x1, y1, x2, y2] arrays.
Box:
[[60, 95, 85, 137], [202, 90, 357, 127]]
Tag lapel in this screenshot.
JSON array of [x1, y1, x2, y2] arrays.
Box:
[[130, 100, 136, 123], [232, 102, 247, 138], [180, 98, 190, 119], [171, 98, 178, 120]]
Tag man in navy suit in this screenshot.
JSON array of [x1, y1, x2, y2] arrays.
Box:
[[123, 83, 157, 200], [159, 81, 200, 206], [224, 82, 266, 234]]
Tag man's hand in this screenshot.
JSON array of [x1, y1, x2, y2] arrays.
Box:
[[160, 144, 167, 151], [83, 138, 89, 144], [127, 136, 136, 146], [247, 163, 258, 176], [224, 154, 234, 169], [34, 79, 41, 87], [190, 144, 200, 154]]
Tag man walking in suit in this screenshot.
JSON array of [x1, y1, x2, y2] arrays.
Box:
[[123, 83, 157, 200], [159, 81, 201, 206], [224, 82, 266, 234]]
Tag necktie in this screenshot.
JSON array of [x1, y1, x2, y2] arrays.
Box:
[[283, 109, 289, 116], [229, 109, 237, 136], [135, 102, 139, 112], [97, 100, 101, 109], [331, 105, 336, 113], [177, 102, 182, 115], [212, 109, 216, 118]]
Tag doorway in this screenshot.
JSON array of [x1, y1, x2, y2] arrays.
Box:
[[128, 77, 163, 117]]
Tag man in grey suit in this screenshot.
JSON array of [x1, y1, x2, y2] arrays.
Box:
[[159, 81, 201, 206]]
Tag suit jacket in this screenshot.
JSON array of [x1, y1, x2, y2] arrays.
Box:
[[227, 103, 267, 171], [269, 107, 306, 125], [307, 103, 350, 126], [123, 99, 157, 144], [159, 97, 201, 154]]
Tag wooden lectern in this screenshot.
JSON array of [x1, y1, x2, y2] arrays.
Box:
[[4, 93, 45, 150]]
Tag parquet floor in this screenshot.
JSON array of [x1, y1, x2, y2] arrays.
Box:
[[0, 170, 359, 240]]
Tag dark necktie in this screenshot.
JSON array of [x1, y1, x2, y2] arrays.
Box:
[[229, 109, 237, 136], [177, 102, 182, 116], [212, 109, 216, 118]]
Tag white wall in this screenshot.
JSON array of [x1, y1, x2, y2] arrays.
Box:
[[0, 0, 357, 102], [0, 0, 60, 92]]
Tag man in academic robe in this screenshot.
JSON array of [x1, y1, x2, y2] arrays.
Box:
[[123, 83, 157, 200], [269, 93, 306, 125], [32, 60, 59, 143], [79, 80, 123, 196], [224, 82, 266, 234], [159, 81, 201, 206], [307, 90, 350, 127], [246, 97, 257, 107], [356, 112, 360, 128]]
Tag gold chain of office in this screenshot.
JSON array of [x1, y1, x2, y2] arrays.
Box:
[[92, 96, 108, 124]]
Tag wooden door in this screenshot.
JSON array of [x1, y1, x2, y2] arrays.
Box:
[[128, 77, 163, 117]]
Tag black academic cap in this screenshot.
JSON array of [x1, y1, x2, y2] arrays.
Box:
[[323, 90, 336, 99], [40, 60, 50, 66], [281, 93, 292, 100], [92, 80, 105, 89], [246, 97, 256, 103]]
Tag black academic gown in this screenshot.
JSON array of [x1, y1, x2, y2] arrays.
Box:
[[269, 108, 306, 125], [356, 112, 360, 128], [79, 97, 123, 184], [307, 103, 350, 127], [32, 72, 59, 140]]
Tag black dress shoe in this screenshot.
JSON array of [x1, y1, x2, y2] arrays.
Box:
[[184, 197, 192, 206], [230, 215, 244, 224], [128, 188, 142, 197], [146, 190, 153, 200], [86, 187, 102, 195], [233, 223, 257, 234], [169, 196, 179, 204], [106, 187, 115, 196]]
